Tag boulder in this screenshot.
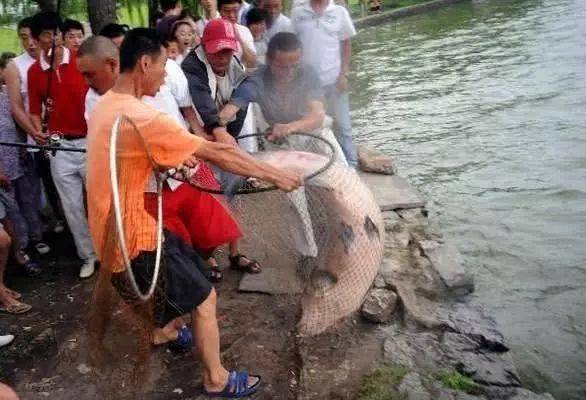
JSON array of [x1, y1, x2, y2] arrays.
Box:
[[418, 240, 474, 296], [358, 145, 395, 175], [398, 372, 431, 400], [383, 210, 402, 232], [361, 288, 399, 323], [441, 332, 520, 387]]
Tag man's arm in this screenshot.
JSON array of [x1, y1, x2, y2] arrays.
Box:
[[194, 139, 302, 192], [180, 106, 209, 138], [269, 100, 325, 139], [4, 62, 42, 141], [27, 67, 48, 143], [150, 113, 302, 192], [337, 38, 352, 92], [218, 70, 263, 124]]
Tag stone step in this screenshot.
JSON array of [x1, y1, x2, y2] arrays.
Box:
[[359, 172, 426, 211]]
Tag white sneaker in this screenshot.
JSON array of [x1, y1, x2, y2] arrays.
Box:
[[80, 258, 96, 279], [53, 221, 65, 233], [0, 334, 14, 348]]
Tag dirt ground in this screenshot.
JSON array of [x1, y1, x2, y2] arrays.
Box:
[[0, 230, 305, 399]]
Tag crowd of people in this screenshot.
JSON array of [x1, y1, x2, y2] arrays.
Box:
[[0, 0, 358, 396]]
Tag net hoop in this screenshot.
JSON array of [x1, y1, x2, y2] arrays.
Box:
[[190, 132, 337, 195], [109, 115, 164, 302]]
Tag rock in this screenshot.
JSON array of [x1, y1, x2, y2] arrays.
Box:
[[383, 211, 402, 232], [509, 388, 555, 400], [383, 327, 447, 370], [76, 363, 91, 375], [398, 372, 431, 400], [441, 332, 520, 387], [361, 288, 398, 323], [373, 274, 387, 288], [358, 145, 395, 175], [360, 172, 426, 211], [444, 303, 507, 352], [418, 240, 474, 296], [435, 387, 485, 400]]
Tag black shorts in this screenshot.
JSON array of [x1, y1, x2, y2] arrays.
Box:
[[111, 230, 213, 327]]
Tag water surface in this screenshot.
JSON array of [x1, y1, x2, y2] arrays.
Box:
[[351, 1, 586, 398]]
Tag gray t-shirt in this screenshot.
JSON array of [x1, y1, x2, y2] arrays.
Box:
[[231, 64, 323, 126]]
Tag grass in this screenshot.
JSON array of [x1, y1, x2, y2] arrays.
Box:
[[435, 371, 476, 392], [355, 365, 409, 400]]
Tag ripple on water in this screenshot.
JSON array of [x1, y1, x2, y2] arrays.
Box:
[[351, 0, 586, 398]]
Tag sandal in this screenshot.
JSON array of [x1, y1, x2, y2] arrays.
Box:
[[207, 257, 223, 283], [4, 288, 22, 300], [203, 370, 261, 398], [0, 301, 32, 315], [168, 325, 193, 353], [229, 254, 261, 274]]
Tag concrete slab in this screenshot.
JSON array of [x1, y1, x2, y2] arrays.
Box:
[[360, 172, 426, 211], [238, 261, 304, 294]]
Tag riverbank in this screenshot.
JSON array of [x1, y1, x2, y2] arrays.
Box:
[[0, 148, 555, 399]]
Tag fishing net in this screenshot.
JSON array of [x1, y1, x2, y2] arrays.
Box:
[[224, 131, 385, 335]]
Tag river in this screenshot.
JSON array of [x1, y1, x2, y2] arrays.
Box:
[[350, 0, 586, 398]]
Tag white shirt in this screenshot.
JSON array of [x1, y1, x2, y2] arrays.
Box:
[[84, 87, 101, 124], [266, 14, 294, 40], [12, 52, 36, 112], [234, 23, 256, 62], [239, 1, 252, 25], [291, 1, 356, 86], [12, 51, 37, 147], [195, 12, 221, 37], [143, 59, 191, 129]]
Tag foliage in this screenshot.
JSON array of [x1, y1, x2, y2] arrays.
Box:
[[435, 371, 476, 392], [355, 365, 409, 400]]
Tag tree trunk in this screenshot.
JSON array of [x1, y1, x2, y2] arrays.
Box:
[[87, 0, 117, 34], [34, 0, 57, 12], [148, 0, 159, 27]]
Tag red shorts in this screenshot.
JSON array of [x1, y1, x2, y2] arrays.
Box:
[[144, 183, 241, 255]]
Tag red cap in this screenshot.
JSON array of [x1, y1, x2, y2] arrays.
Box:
[[202, 19, 239, 54]]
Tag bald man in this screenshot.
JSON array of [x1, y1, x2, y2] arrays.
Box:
[[76, 36, 120, 122]]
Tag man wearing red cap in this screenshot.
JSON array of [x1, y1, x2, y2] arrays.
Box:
[[182, 19, 250, 146]]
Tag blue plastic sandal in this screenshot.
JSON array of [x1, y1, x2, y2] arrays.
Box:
[[168, 326, 193, 353], [203, 370, 262, 398]]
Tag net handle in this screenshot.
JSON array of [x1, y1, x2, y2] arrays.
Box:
[[109, 115, 164, 302], [192, 132, 337, 195]]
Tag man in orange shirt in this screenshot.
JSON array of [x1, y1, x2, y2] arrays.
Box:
[[86, 28, 301, 397]]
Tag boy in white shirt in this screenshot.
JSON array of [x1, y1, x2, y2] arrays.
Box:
[[259, 0, 293, 40]]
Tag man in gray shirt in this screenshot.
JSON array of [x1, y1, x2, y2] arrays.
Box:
[[219, 32, 346, 163]]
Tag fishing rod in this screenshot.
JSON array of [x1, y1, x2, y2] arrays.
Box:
[[42, 0, 63, 131], [0, 140, 86, 153]]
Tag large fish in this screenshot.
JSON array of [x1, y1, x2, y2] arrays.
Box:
[[248, 150, 385, 336]]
